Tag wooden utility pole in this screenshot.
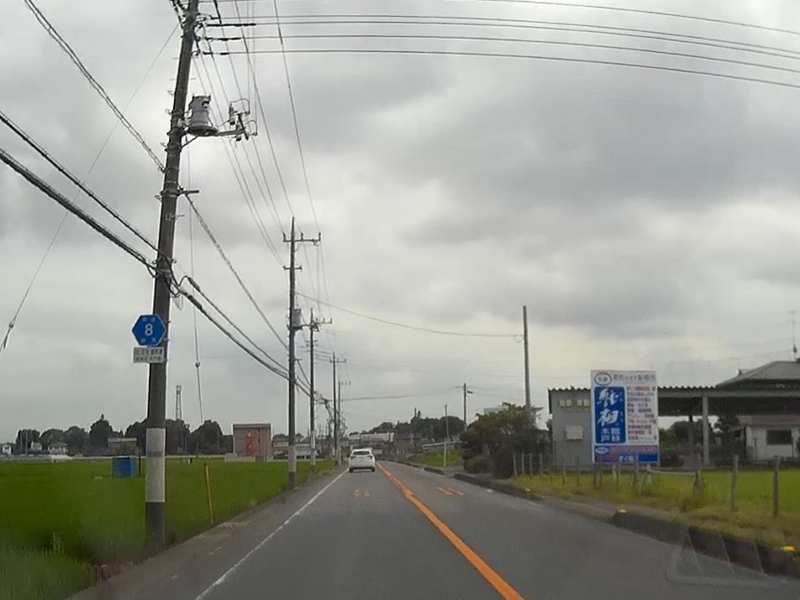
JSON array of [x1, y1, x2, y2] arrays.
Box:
[[145, 0, 199, 547], [283, 219, 319, 489]]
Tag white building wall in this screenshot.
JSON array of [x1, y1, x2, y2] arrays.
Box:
[[746, 426, 800, 461]]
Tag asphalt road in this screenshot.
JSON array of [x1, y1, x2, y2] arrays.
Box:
[[73, 462, 800, 600]]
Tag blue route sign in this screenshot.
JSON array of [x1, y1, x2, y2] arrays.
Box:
[[132, 315, 166, 347]]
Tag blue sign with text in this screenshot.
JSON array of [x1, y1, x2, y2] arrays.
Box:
[[132, 315, 166, 347], [591, 370, 659, 465], [594, 386, 626, 445]]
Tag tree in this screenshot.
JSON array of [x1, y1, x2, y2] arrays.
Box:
[[15, 429, 40, 453], [89, 415, 113, 449], [370, 421, 396, 433], [125, 421, 147, 451], [669, 420, 704, 445], [166, 419, 190, 454], [40, 428, 65, 450], [188, 420, 224, 454], [460, 404, 546, 478], [715, 415, 740, 437], [65, 426, 89, 454]]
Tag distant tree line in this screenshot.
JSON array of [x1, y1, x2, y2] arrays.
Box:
[[367, 414, 465, 440], [364, 404, 546, 478], [11, 415, 231, 456]]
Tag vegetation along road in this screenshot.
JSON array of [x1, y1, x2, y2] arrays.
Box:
[[63, 463, 800, 600]]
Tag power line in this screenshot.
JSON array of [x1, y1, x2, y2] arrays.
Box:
[[219, 2, 336, 351], [1, 23, 179, 356], [202, 0, 800, 38], [344, 387, 460, 402], [205, 15, 287, 235], [0, 110, 160, 254], [0, 146, 154, 269], [23, 0, 165, 171], [207, 13, 800, 63], [182, 275, 289, 374], [271, 0, 321, 229], [213, 32, 800, 79], [1, 146, 288, 385], [228, 0, 296, 222], [225, 2, 327, 316], [471, 390, 524, 402], [210, 48, 800, 92], [297, 292, 518, 338], [211, 16, 800, 62], [186, 151, 205, 423], [268, 0, 329, 320], [211, 5, 331, 350], [184, 193, 288, 350], [194, 52, 284, 264], [0, 213, 67, 355], [181, 286, 289, 377]]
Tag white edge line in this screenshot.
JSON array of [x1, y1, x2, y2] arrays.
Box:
[[194, 470, 346, 600]]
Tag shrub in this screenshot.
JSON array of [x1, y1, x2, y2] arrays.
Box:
[[660, 448, 681, 468], [464, 455, 493, 474]]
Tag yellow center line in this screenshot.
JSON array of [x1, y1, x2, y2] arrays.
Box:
[[378, 463, 526, 600]]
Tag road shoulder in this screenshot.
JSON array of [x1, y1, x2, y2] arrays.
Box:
[[67, 469, 346, 600]]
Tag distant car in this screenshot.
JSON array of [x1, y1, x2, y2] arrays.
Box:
[[349, 448, 376, 473]]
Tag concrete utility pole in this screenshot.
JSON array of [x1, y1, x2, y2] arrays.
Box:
[[283, 218, 320, 489], [462, 383, 472, 431], [307, 309, 330, 472], [523, 305, 532, 418], [145, 0, 199, 547], [444, 404, 450, 468], [338, 378, 350, 459], [330, 353, 346, 465]]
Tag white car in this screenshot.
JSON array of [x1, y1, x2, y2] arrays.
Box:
[[349, 448, 376, 472]]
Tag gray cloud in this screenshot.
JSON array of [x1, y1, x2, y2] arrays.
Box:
[[3, 0, 800, 441]]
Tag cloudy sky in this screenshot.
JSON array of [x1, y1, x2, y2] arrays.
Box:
[[2, 0, 800, 442]]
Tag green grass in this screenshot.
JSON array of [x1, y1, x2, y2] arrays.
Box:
[[0, 459, 334, 600], [513, 468, 800, 547], [411, 451, 462, 468], [0, 543, 88, 600]]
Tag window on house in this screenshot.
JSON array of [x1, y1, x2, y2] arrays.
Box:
[[766, 430, 793, 445]]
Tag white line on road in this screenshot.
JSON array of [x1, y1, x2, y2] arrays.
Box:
[[194, 470, 347, 600]]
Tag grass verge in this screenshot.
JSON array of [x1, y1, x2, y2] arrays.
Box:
[[512, 468, 800, 549], [409, 452, 462, 468], [0, 459, 334, 600]]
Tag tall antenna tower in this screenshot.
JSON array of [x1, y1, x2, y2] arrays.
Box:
[[790, 311, 798, 360], [175, 384, 183, 422]]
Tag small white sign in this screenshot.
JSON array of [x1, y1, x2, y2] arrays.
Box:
[[133, 346, 165, 364]]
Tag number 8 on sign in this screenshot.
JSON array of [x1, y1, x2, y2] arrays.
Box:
[[132, 314, 166, 347]]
